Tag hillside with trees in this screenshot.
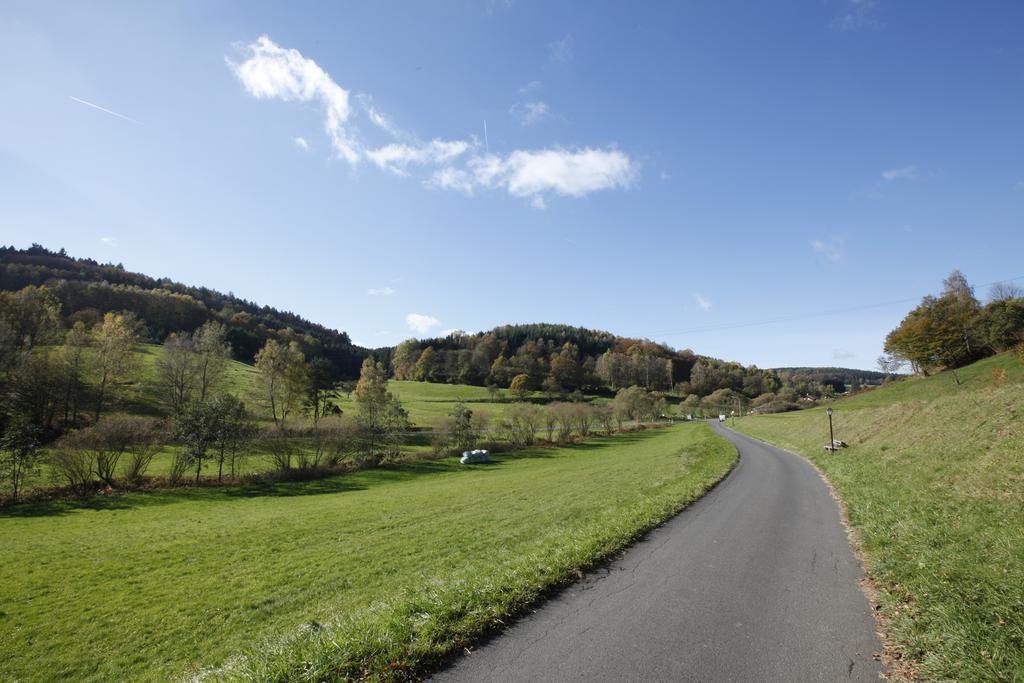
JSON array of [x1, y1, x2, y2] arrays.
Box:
[[0, 244, 369, 378]]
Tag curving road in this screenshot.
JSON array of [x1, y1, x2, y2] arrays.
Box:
[[433, 422, 883, 682]]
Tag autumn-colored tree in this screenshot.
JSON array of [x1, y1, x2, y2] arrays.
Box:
[[510, 373, 531, 401], [254, 339, 309, 429], [91, 313, 139, 420], [352, 358, 409, 458]]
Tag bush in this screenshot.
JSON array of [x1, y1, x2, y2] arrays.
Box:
[[50, 441, 94, 495]]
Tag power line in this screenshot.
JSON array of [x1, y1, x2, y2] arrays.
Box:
[[647, 274, 1024, 338]]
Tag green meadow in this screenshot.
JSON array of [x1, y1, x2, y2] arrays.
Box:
[[0, 423, 735, 681], [733, 352, 1024, 680]]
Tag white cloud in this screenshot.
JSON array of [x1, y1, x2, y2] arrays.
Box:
[[368, 287, 396, 296], [467, 147, 636, 204], [439, 328, 464, 337], [519, 80, 542, 94], [427, 167, 475, 194], [366, 139, 471, 175], [812, 237, 846, 262], [881, 165, 919, 181], [832, 0, 883, 31], [693, 293, 713, 311], [549, 34, 574, 63], [659, 171, 672, 181], [510, 101, 550, 126], [406, 313, 441, 335], [229, 36, 636, 206], [228, 35, 359, 163], [100, 236, 117, 246], [356, 94, 405, 138]]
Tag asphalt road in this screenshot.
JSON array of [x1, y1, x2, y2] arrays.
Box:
[[432, 422, 883, 682]]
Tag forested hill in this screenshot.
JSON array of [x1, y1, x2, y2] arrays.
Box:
[[0, 244, 368, 378], [773, 367, 890, 393]]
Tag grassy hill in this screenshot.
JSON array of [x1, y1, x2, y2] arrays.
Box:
[[0, 423, 734, 681], [732, 352, 1024, 680], [125, 344, 564, 426]]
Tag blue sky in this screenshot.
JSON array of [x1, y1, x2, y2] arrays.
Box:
[[2, 1, 1022, 370]]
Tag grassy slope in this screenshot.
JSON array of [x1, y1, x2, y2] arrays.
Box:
[[0, 423, 735, 682], [732, 353, 1024, 680]]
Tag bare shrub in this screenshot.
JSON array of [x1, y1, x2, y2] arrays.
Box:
[[123, 418, 165, 482], [50, 439, 94, 495]]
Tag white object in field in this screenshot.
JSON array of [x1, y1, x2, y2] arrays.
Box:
[[460, 449, 491, 464], [718, 414, 726, 422]]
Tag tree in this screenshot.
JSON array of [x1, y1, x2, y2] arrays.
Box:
[[60, 322, 91, 425], [680, 394, 701, 418], [978, 298, 1024, 352], [193, 320, 230, 402], [447, 402, 480, 453], [305, 357, 338, 426], [0, 413, 42, 503], [612, 386, 655, 427], [885, 272, 984, 374], [208, 395, 256, 481], [876, 352, 908, 374], [5, 351, 62, 433], [0, 285, 61, 354], [352, 358, 409, 459], [414, 346, 438, 381], [254, 339, 309, 429], [988, 281, 1024, 302], [91, 313, 139, 420], [391, 340, 421, 380], [172, 401, 222, 483], [510, 373, 531, 401], [155, 332, 200, 413]]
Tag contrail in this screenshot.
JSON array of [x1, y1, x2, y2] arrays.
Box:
[[68, 96, 140, 124], [483, 119, 489, 154]]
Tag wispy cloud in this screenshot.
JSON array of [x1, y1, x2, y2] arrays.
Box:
[[548, 34, 574, 63], [519, 80, 542, 94], [294, 137, 309, 150], [1014, 180, 1024, 192], [812, 237, 846, 263], [659, 171, 672, 181], [100, 236, 117, 246], [693, 293, 713, 311], [68, 96, 139, 124], [229, 36, 636, 207], [439, 328, 464, 337], [510, 101, 550, 126], [832, 0, 883, 31], [368, 287, 396, 296], [227, 35, 358, 163], [881, 165, 919, 181], [406, 313, 441, 335], [366, 140, 470, 176], [833, 348, 856, 361]]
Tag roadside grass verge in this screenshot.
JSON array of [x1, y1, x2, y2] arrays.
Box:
[[0, 423, 735, 682], [733, 353, 1024, 681]]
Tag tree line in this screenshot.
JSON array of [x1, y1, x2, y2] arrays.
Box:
[[882, 271, 1024, 376]]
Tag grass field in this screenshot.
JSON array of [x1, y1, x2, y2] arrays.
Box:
[[732, 352, 1024, 680], [0, 423, 735, 681]]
